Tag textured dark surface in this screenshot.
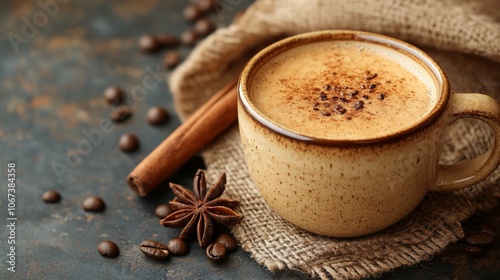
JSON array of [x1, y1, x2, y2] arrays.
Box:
[[0, 1, 499, 279]]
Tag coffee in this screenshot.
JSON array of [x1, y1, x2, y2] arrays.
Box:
[[238, 30, 500, 237], [250, 40, 438, 140]]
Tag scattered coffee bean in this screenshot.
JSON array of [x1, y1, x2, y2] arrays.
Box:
[[98, 241, 119, 258], [360, 84, 366, 89], [464, 232, 495, 248], [42, 190, 61, 203], [140, 240, 170, 261], [138, 35, 160, 53], [362, 95, 369, 99], [319, 92, 327, 100], [324, 84, 331, 91], [147, 106, 170, 125], [215, 234, 238, 253], [103, 86, 125, 105], [464, 244, 483, 257], [167, 238, 189, 256], [366, 73, 378, 80], [339, 97, 349, 103], [353, 100, 364, 110], [156, 33, 179, 48], [183, 5, 202, 22], [321, 110, 331, 116], [196, 0, 215, 13], [461, 217, 497, 257], [109, 106, 132, 123], [162, 51, 181, 70], [155, 204, 173, 219], [119, 133, 140, 153], [206, 242, 227, 262], [180, 29, 199, 46], [477, 223, 495, 237], [369, 84, 377, 89], [82, 196, 106, 212], [378, 94, 385, 100], [332, 96, 339, 100], [195, 18, 216, 37]]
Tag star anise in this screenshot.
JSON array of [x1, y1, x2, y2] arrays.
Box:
[[160, 170, 243, 248]]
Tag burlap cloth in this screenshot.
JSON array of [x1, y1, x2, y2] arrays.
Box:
[[169, 0, 500, 279]]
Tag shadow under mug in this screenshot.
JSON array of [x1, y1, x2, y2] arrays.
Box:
[[238, 30, 500, 238]]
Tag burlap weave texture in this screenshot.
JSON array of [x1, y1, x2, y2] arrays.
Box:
[[169, 0, 500, 279]]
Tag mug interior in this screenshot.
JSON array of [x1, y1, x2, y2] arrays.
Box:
[[239, 30, 450, 145]]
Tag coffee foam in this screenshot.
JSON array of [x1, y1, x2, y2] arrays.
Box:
[[249, 40, 438, 140]]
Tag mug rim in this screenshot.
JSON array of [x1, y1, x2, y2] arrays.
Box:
[[238, 30, 450, 145]]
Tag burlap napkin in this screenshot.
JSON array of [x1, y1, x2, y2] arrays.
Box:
[[169, 0, 500, 279]]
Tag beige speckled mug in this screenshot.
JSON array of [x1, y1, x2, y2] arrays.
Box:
[[237, 30, 500, 238]]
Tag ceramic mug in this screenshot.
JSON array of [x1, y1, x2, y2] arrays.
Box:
[[237, 30, 500, 238]]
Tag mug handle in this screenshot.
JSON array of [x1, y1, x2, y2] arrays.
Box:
[[431, 93, 500, 191]]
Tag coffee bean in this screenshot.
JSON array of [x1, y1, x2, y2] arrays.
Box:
[[167, 238, 189, 256], [82, 196, 106, 212], [478, 223, 495, 237], [42, 190, 61, 203], [103, 86, 125, 105], [155, 204, 173, 219], [319, 92, 327, 100], [206, 243, 227, 262], [369, 83, 377, 89], [162, 51, 181, 70], [464, 244, 483, 257], [378, 93, 385, 100], [166, 238, 189, 256], [215, 234, 238, 253], [147, 106, 170, 125], [156, 33, 179, 48], [119, 133, 140, 153], [194, 18, 215, 37], [464, 232, 495, 248], [139, 35, 160, 53], [180, 29, 198, 46], [109, 106, 132, 123], [140, 240, 170, 261], [98, 241, 119, 258], [196, 0, 215, 13], [183, 5, 202, 22]]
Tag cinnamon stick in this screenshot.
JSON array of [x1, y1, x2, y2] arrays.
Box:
[[127, 79, 238, 196]]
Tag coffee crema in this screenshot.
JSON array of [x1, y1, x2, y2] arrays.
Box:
[[250, 40, 438, 140]]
